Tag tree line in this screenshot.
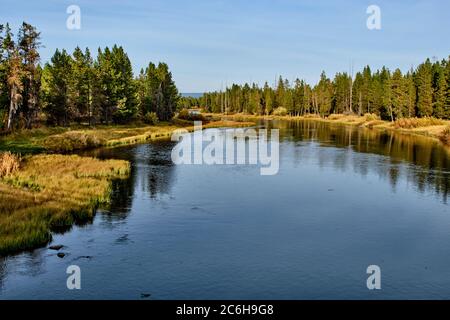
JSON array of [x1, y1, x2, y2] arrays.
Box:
[[0, 22, 179, 131], [186, 57, 450, 120]]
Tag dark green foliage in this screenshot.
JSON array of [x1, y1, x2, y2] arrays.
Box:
[[196, 57, 450, 120], [143, 112, 159, 125], [0, 22, 179, 131]]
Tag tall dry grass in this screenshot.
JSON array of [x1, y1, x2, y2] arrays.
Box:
[[0, 154, 130, 255], [43, 131, 105, 152], [394, 117, 445, 129], [0, 152, 20, 178], [439, 126, 450, 146]]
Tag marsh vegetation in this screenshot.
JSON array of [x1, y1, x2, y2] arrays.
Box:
[[0, 154, 129, 255]]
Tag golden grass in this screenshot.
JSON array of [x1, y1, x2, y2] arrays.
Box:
[[1, 120, 257, 154], [0, 120, 259, 255], [43, 131, 105, 152], [439, 126, 450, 146], [0, 154, 129, 255], [209, 113, 450, 146], [272, 107, 288, 116], [364, 113, 380, 121], [0, 152, 20, 178], [394, 117, 446, 129], [327, 114, 345, 120]]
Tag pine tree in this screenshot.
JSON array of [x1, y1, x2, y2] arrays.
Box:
[[391, 69, 407, 119], [432, 61, 446, 118], [405, 70, 416, 117], [18, 22, 41, 128], [444, 56, 450, 119], [361, 66, 373, 113], [333, 72, 350, 114], [316, 71, 332, 116], [110, 45, 137, 123], [263, 82, 273, 115], [352, 72, 364, 115], [41, 49, 73, 126], [416, 59, 434, 117], [6, 48, 24, 130], [0, 24, 7, 128], [71, 47, 94, 123]]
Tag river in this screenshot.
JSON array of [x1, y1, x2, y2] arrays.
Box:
[[1, 120, 449, 299]]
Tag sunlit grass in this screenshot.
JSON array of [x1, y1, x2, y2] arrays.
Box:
[[0, 152, 21, 178], [394, 117, 446, 129], [0, 154, 130, 255], [0, 120, 256, 255], [439, 126, 450, 146], [0, 120, 255, 154]]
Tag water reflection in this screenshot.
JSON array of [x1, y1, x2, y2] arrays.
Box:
[[1, 120, 450, 299], [81, 140, 177, 209], [268, 120, 450, 203]]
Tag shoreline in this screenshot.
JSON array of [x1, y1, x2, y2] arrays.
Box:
[[0, 120, 255, 256], [206, 113, 450, 147], [0, 120, 256, 154], [0, 154, 130, 256], [1, 115, 449, 256]]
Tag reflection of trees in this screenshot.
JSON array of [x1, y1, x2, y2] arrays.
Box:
[[80, 145, 137, 222], [105, 174, 136, 218], [0, 258, 5, 290], [281, 120, 450, 202], [77, 141, 176, 217], [142, 142, 176, 198]]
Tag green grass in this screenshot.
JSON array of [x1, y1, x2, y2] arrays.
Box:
[[0, 120, 256, 154], [0, 127, 67, 154], [0, 154, 130, 255]]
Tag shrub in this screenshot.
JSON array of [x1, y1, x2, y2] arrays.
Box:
[[0, 152, 20, 178], [144, 112, 159, 125], [177, 109, 205, 121], [272, 107, 288, 116], [439, 126, 450, 146], [364, 113, 380, 121], [303, 113, 321, 118], [328, 114, 345, 120], [43, 131, 104, 152]]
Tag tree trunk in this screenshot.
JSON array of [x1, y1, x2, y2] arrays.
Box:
[[7, 88, 17, 131]]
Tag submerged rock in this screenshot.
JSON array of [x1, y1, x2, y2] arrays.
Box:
[[49, 245, 64, 251], [57, 252, 66, 258], [140, 293, 151, 299]]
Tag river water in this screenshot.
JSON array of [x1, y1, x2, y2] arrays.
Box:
[[1, 120, 449, 299]]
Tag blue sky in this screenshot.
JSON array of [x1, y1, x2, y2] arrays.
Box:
[[1, 0, 449, 92]]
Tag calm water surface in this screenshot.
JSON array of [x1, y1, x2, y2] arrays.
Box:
[[1, 120, 450, 299]]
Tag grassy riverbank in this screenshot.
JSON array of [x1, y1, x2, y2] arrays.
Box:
[[0, 154, 130, 255], [0, 120, 255, 154], [0, 119, 254, 255], [208, 113, 450, 146]]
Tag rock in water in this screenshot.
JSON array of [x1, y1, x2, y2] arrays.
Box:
[[49, 245, 64, 251]]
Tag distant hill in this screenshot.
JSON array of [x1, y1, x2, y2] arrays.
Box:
[[181, 93, 203, 98]]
